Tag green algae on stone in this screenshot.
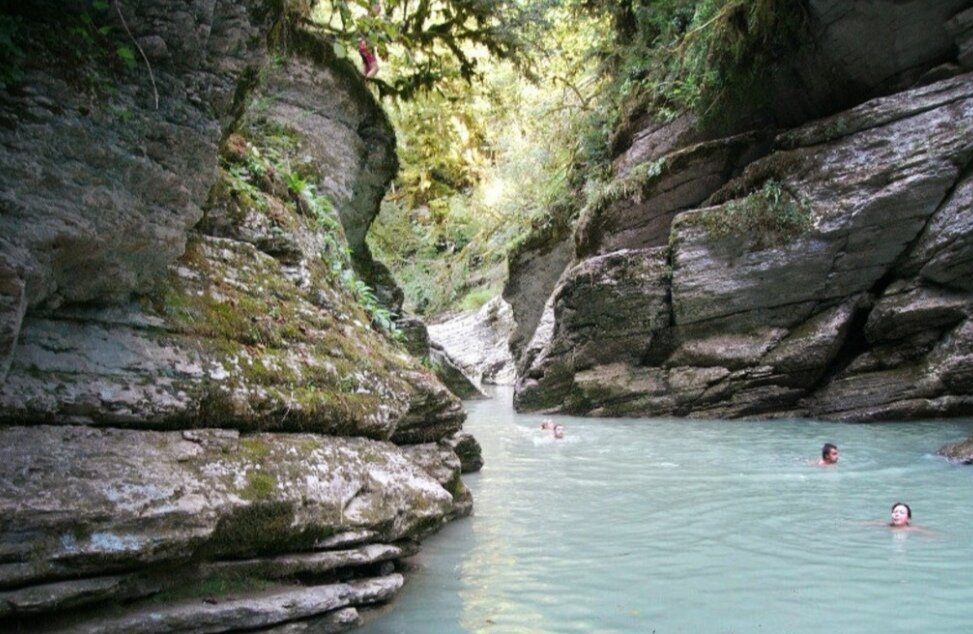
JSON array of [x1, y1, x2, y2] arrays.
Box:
[[149, 573, 275, 604], [242, 471, 278, 501], [201, 502, 295, 558], [695, 179, 812, 249]]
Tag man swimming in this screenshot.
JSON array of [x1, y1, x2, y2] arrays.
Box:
[[817, 443, 839, 465]]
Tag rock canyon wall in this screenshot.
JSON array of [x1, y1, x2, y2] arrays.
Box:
[[0, 1, 477, 630], [510, 0, 973, 421]]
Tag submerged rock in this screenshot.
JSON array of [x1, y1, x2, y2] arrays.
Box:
[[938, 436, 973, 463]]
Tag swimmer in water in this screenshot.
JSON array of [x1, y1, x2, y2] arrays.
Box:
[[540, 420, 555, 431], [552, 424, 564, 439], [889, 502, 911, 527], [817, 442, 839, 465], [886, 502, 936, 535]]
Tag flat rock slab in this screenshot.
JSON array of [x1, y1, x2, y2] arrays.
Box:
[[48, 575, 401, 634], [0, 426, 453, 590]]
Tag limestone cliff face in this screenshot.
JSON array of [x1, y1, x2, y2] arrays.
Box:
[[0, 0, 275, 379], [0, 1, 476, 630], [511, 1, 973, 421]]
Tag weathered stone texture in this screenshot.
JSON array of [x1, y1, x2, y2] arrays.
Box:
[[0, 1, 273, 376], [0, 425, 460, 629], [428, 296, 517, 390], [0, 233, 464, 440], [515, 69, 973, 421], [253, 32, 398, 263], [765, 0, 972, 126], [949, 7, 973, 70], [515, 248, 671, 413], [503, 231, 575, 363], [0, 427, 450, 586], [900, 171, 973, 290], [48, 576, 401, 634], [576, 132, 770, 259], [938, 433, 973, 463], [0, 4, 478, 631]]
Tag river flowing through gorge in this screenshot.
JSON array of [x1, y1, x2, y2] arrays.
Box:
[[362, 388, 973, 634]]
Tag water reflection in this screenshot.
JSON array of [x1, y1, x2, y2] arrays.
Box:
[[361, 388, 973, 634]]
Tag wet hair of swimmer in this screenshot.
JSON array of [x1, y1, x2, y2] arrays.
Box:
[[821, 442, 838, 459], [891, 502, 912, 518]]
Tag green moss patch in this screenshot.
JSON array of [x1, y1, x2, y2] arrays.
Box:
[[201, 502, 336, 559], [149, 573, 276, 604], [697, 179, 811, 249], [242, 471, 278, 501]]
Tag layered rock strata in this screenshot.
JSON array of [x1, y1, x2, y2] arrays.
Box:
[[512, 3, 973, 421], [0, 2, 479, 631], [428, 296, 517, 390]]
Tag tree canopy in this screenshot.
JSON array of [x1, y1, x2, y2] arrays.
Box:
[[311, 0, 548, 99], [363, 0, 812, 316]]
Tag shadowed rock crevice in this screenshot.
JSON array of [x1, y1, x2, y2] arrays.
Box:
[[800, 299, 874, 397]]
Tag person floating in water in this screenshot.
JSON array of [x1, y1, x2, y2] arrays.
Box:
[[889, 502, 911, 527], [540, 419, 554, 431], [539, 420, 564, 439], [817, 442, 839, 465], [886, 502, 936, 535], [552, 424, 564, 440]]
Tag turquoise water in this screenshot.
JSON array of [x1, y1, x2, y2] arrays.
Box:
[[361, 389, 973, 634]]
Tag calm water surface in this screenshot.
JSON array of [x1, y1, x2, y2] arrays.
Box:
[[361, 388, 973, 633]]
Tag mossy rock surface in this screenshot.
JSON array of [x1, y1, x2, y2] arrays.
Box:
[[0, 425, 454, 590]]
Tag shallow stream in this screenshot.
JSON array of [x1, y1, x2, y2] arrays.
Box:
[[362, 388, 973, 633]]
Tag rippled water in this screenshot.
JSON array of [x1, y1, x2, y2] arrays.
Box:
[[361, 388, 973, 634]]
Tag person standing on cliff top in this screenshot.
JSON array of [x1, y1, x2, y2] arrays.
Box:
[[358, 37, 378, 77], [357, 2, 381, 77]]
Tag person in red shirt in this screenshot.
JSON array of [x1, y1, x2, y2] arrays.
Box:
[[357, 2, 381, 77], [358, 37, 378, 77]]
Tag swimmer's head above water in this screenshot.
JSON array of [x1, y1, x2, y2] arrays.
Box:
[[890, 502, 911, 527], [819, 443, 839, 465]]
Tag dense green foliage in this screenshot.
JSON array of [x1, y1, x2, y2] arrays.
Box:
[[1, 1, 143, 98], [311, 0, 541, 99], [367, 2, 608, 314], [364, 0, 812, 317], [4, 1, 810, 319], [220, 122, 400, 338], [587, 0, 808, 131]]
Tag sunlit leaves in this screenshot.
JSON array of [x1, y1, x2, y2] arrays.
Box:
[[311, 0, 536, 99], [368, 2, 611, 315]]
